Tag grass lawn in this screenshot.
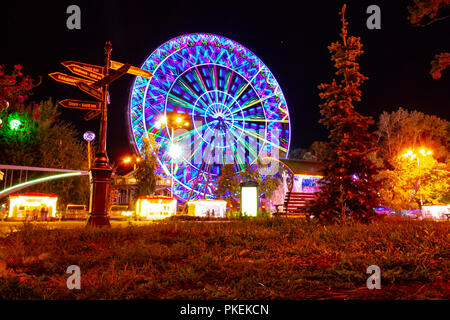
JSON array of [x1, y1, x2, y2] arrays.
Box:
[[0, 217, 448, 299]]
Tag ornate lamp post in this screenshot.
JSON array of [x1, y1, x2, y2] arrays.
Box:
[[86, 42, 113, 228]]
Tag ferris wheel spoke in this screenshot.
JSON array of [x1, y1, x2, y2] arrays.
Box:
[[211, 65, 220, 103], [230, 117, 289, 124], [221, 69, 235, 105], [228, 126, 259, 159], [176, 78, 210, 110], [226, 67, 262, 111], [193, 67, 215, 105], [173, 123, 208, 145], [230, 93, 276, 115]]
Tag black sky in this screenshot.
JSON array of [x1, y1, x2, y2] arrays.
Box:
[[2, 0, 449, 166]]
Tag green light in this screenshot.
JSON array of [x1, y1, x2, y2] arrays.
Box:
[[9, 119, 21, 130]]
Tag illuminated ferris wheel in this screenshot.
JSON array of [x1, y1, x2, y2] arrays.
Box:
[[128, 33, 290, 200]]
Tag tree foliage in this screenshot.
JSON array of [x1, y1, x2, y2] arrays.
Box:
[[0, 66, 89, 207], [407, 0, 450, 79], [408, 0, 450, 26], [305, 5, 380, 223], [376, 108, 449, 165], [376, 108, 450, 209], [0, 64, 41, 112], [214, 162, 281, 206]]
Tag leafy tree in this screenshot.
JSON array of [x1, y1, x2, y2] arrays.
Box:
[[379, 154, 449, 209], [408, 0, 450, 26], [305, 5, 380, 223], [0, 66, 89, 208], [376, 108, 450, 209], [134, 136, 159, 197], [214, 164, 240, 199], [214, 162, 281, 209], [0, 64, 41, 113], [376, 108, 449, 165], [407, 0, 450, 79]]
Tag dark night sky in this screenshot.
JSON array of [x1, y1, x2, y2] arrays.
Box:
[[2, 0, 449, 167]]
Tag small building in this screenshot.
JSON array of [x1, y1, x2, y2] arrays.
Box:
[[421, 204, 449, 220], [135, 195, 177, 220], [110, 170, 171, 206], [8, 192, 58, 220], [269, 159, 323, 215], [187, 200, 227, 217]]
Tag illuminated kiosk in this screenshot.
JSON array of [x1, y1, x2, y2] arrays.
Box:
[[421, 204, 449, 220], [9, 192, 57, 220], [187, 200, 227, 217], [240, 181, 259, 217], [135, 196, 177, 220]]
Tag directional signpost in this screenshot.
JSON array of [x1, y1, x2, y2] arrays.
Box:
[[84, 110, 101, 121], [76, 82, 103, 101], [92, 63, 131, 87], [49, 72, 94, 86], [59, 99, 101, 110], [110, 60, 153, 78], [62, 63, 103, 81], [62, 60, 104, 75], [49, 41, 152, 228]]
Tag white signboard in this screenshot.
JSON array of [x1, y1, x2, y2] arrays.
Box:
[[241, 186, 258, 216]]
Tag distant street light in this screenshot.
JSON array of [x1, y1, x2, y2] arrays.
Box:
[[122, 155, 140, 171], [401, 147, 433, 207], [9, 119, 21, 130]]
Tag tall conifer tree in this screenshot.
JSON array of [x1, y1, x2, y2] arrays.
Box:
[[306, 5, 380, 222]]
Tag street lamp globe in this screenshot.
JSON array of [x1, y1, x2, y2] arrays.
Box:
[[83, 131, 96, 142]]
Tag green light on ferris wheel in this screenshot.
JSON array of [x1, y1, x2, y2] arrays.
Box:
[[9, 119, 21, 130]]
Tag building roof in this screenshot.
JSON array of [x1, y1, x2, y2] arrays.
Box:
[[280, 159, 324, 176], [10, 192, 58, 198], [137, 195, 175, 200]]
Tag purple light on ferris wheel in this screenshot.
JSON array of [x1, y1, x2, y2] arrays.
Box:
[[83, 131, 95, 142]]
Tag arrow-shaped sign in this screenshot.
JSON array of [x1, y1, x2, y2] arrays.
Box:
[[110, 60, 153, 79], [76, 82, 103, 101], [62, 62, 103, 81], [62, 61, 104, 75], [58, 99, 101, 111], [49, 72, 94, 86], [84, 110, 102, 121], [92, 63, 131, 87]]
